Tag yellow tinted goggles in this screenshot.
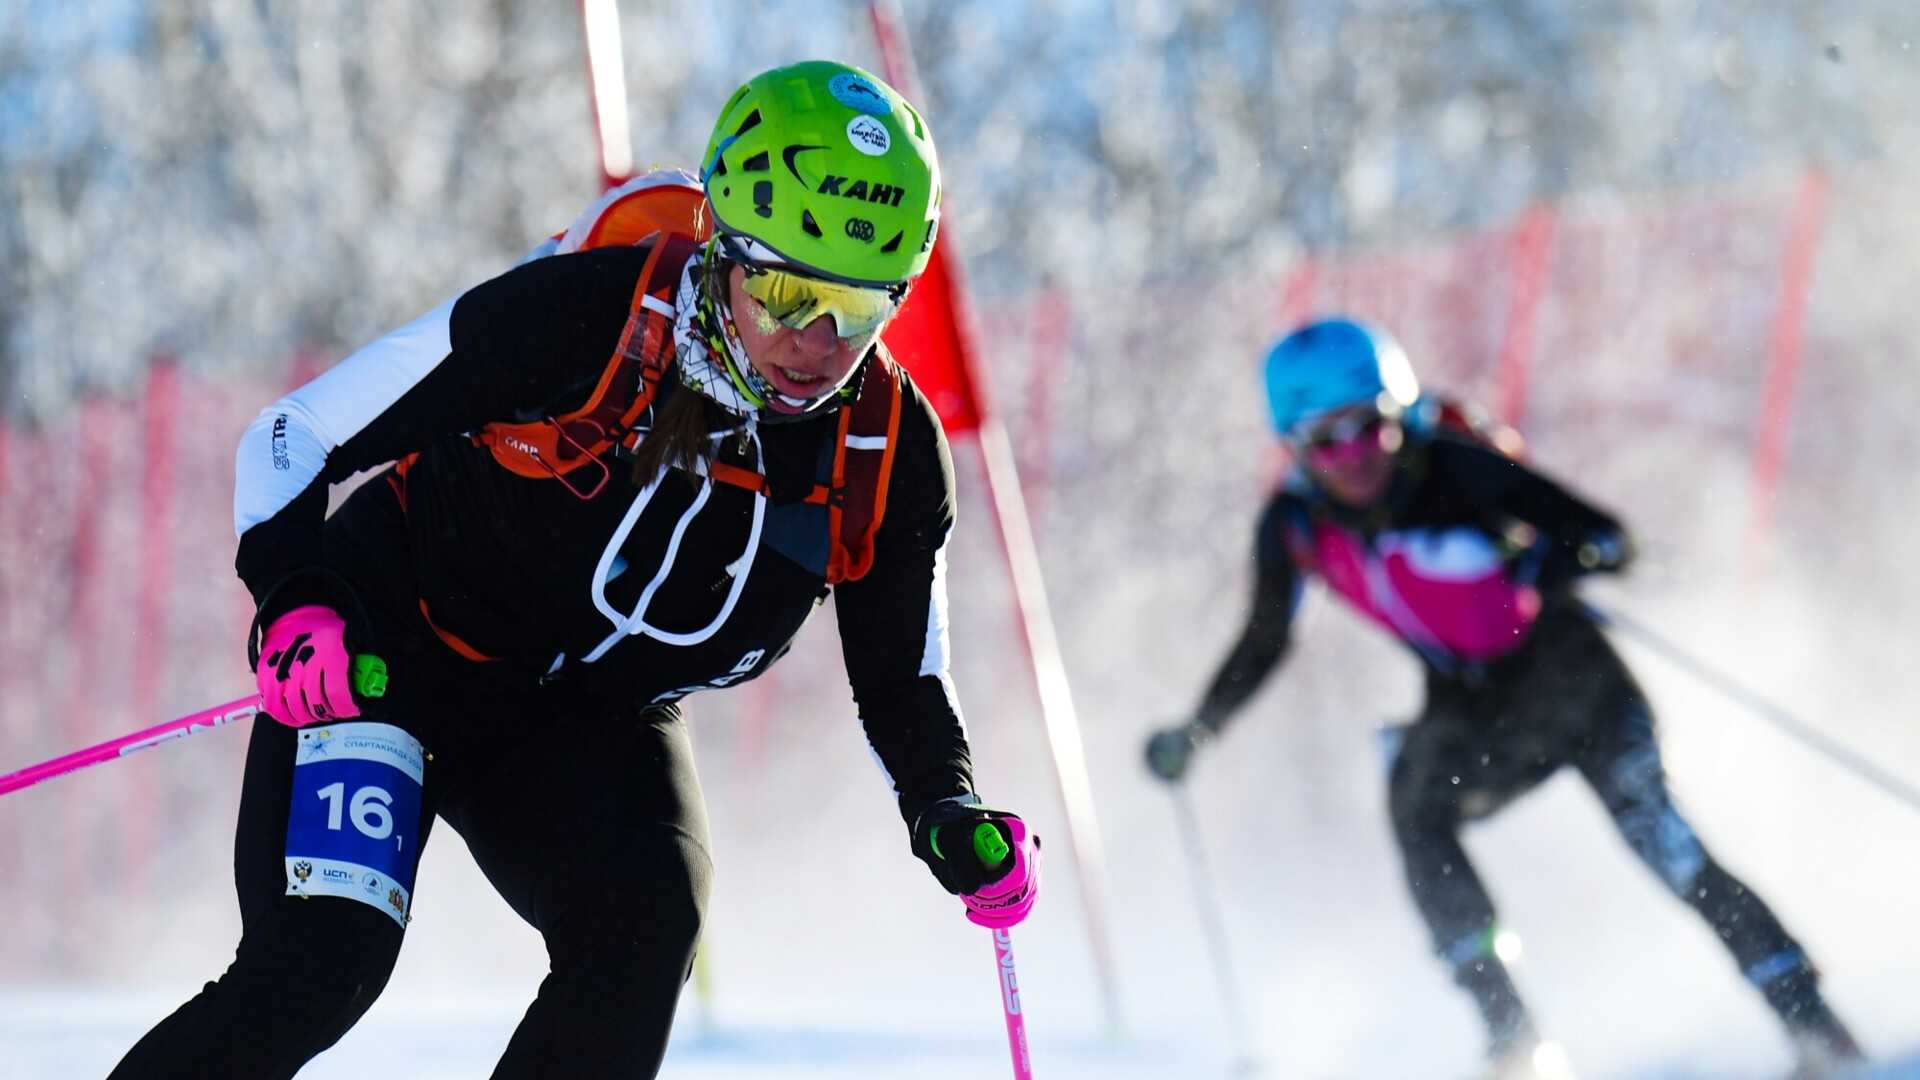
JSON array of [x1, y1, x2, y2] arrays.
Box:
[[739, 264, 903, 341]]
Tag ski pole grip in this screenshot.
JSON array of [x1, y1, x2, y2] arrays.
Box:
[[973, 820, 1010, 871], [350, 654, 390, 700]]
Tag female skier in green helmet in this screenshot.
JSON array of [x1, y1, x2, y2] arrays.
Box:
[[110, 60, 1039, 1079]]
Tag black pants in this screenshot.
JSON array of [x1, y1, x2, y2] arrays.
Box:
[[1387, 606, 1819, 1047], [111, 482, 714, 1079]]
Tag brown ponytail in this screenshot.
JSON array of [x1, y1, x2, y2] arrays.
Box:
[[629, 385, 730, 487]]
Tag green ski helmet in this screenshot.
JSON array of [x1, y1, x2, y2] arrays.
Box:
[[700, 60, 941, 287]]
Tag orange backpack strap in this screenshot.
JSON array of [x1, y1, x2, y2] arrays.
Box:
[[824, 357, 904, 583], [385, 451, 422, 513], [418, 598, 499, 663], [475, 233, 697, 495]]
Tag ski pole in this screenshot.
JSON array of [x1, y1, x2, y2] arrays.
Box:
[[1582, 599, 1920, 818], [974, 821, 1034, 1080], [1171, 785, 1260, 1073], [0, 655, 388, 798]]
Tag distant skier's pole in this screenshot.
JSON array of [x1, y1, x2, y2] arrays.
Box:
[[1584, 600, 1920, 818], [973, 823, 1034, 1080], [1171, 787, 1260, 1072], [868, 0, 1122, 1039], [0, 656, 388, 798]]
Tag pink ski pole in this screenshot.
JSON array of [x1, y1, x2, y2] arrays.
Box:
[[973, 822, 1034, 1079], [991, 926, 1034, 1080], [0, 655, 388, 798], [0, 694, 262, 797]]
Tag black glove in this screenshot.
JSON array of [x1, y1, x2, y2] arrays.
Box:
[[1530, 527, 1634, 594], [910, 796, 1022, 895], [1575, 528, 1633, 573], [1144, 722, 1206, 783]]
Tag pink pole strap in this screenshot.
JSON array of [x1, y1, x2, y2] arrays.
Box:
[[992, 927, 1035, 1080], [0, 694, 260, 797]]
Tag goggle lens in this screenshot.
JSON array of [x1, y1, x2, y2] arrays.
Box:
[[739, 264, 901, 341], [1291, 408, 1387, 464]]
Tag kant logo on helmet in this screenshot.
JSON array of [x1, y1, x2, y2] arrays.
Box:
[[815, 176, 907, 207], [846, 115, 890, 156]]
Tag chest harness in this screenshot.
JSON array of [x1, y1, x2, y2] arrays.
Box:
[[392, 173, 902, 668]]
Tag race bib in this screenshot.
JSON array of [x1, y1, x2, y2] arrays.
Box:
[[284, 721, 425, 928]]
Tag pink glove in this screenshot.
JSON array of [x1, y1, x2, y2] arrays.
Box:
[[256, 605, 361, 728], [962, 815, 1042, 930]]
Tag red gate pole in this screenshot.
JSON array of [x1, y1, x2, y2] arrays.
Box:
[[1746, 168, 1829, 575], [124, 359, 181, 895], [869, 0, 1124, 1037], [1019, 289, 1071, 535], [1494, 202, 1557, 430], [578, 0, 633, 192]]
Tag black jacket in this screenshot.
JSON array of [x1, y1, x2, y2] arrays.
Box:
[[232, 245, 972, 822]]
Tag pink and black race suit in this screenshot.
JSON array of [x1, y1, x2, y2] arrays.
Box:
[[1293, 519, 1542, 666], [1274, 432, 1621, 675], [1183, 430, 1629, 728]]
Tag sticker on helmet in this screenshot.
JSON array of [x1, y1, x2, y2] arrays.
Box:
[[846, 115, 891, 157], [828, 74, 890, 117]]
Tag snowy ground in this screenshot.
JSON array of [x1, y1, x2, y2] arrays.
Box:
[[6, 986, 1918, 1079], [0, 989, 1183, 1080], [7, 682, 1919, 1080]]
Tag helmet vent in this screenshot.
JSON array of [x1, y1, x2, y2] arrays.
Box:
[[902, 103, 927, 140], [879, 230, 903, 254], [734, 109, 763, 137], [753, 180, 773, 218], [742, 151, 770, 173], [801, 209, 823, 238]]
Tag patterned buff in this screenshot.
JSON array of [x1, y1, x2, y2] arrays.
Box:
[[671, 256, 764, 418], [670, 244, 869, 423]]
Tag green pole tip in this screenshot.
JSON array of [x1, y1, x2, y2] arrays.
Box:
[[351, 654, 389, 699], [973, 821, 1010, 870]]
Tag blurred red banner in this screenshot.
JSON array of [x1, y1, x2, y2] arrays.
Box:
[[881, 240, 984, 436]]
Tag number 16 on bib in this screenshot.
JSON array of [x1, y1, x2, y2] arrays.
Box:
[[283, 722, 426, 928]]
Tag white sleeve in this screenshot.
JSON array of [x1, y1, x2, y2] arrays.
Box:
[[233, 297, 456, 538], [919, 532, 964, 727]]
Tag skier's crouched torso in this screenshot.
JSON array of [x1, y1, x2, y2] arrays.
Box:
[[240, 242, 953, 713], [1273, 431, 1625, 684]]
